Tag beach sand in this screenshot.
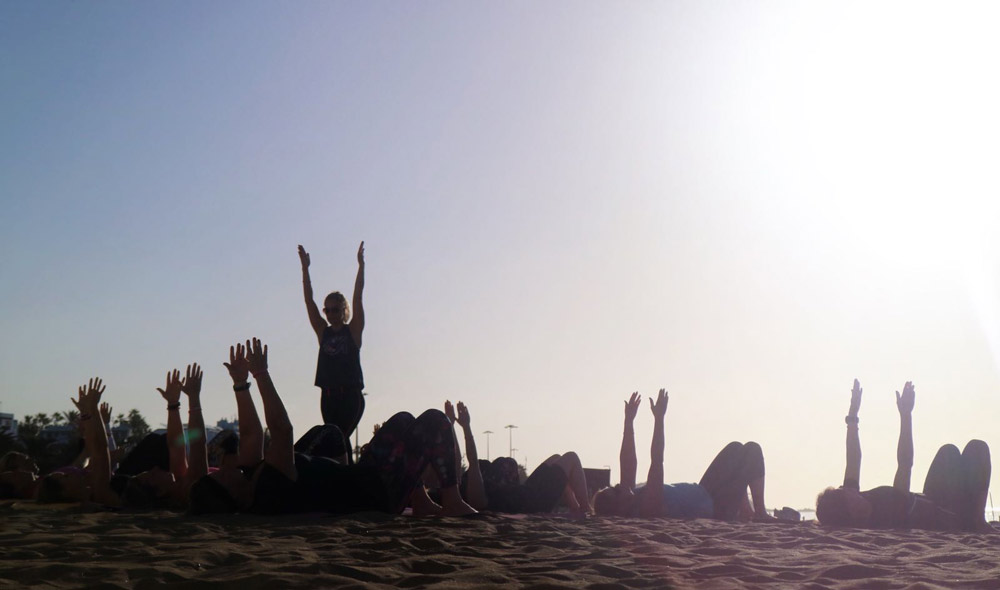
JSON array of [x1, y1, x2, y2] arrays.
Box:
[[2, 501, 999, 589]]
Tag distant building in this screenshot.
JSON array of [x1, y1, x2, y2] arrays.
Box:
[[0, 413, 16, 438], [110, 424, 131, 445], [40, 424, 77, 445]]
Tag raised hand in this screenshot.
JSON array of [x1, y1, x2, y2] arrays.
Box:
[[357, 241, 365, 266], [298, 245, 311, 270], [896, 381, 915, 414], [99, 402, 113, 425], [181, 363, 203, 398], [624, 391, 642, 422], [223, 343, 250, 384], [246, 338, 268, 375], [157, 369, 183, 404], [73, 377, 106, 413], [444, 400, 457, 424], [849, 379, 863, 417], [456, 402, 471, 429], [649, 388, 668, 419]]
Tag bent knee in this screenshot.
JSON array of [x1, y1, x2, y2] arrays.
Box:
[[963, 439, 990, 462], [561, 451, 580, 464], [935, 443, 962, 461]]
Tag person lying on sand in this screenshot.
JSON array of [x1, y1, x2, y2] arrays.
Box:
[[0, 451, 41, 499], [189, 338, 477, 516], [0, 402, 120, 501], [115, 364, 210, 508], [33, 368, 210, 509], [593, 389, 773, 521], [445, 401, 593, 515], [816, 380, 992, 532]]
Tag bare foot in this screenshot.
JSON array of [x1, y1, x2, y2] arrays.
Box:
[[440, 498, 478, 517], [409, 487, 442, 517]]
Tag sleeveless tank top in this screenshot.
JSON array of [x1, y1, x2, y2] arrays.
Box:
[[314, 325, 364, 390]]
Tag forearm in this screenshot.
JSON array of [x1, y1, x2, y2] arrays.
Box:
[[354, 262, 365, 299], [302, 267, 315, 302], [187, 397, 209, 481], [235, 388, 264, 463], [893, 414, 913, 491], [166, 407, 188, 480], [845, 425, 861, 485], [461, 427, 480, 464], [254, 371, 293, 439], [620, 422, 637, 489]]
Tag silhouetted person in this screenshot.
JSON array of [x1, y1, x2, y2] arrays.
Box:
[[298, 242, 366, 459], [816, 380, 992, 532]]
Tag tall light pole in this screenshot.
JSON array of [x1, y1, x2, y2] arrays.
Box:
[[505, 424, 517, 457], [483, 430, 494, 461]]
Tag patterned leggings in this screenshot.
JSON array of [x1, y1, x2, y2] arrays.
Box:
[[358, 409, 458, 512]]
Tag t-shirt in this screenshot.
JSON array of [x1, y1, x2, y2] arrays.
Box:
[[250, 453, 387, 515], [859, 486, 913, 529], [314, 325, 364, 390], [484, 463, 567, 514], [633, 482, 714, 519]]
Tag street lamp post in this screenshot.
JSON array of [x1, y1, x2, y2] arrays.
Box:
[[505, 424, 517, 457], [483, 430, 494, 461]]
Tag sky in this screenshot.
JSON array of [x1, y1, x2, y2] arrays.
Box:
[[3, 1, 1000, 511]]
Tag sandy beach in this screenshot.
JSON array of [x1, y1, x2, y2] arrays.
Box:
[[3, 502, 1000, 590]]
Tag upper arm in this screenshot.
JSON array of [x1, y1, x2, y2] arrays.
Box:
[[349, 317, 364, 349], [350, 300, 364, 349], [306, 301, 326, 342], [263, 432, 296, 481], [892, 468, 911, 493]]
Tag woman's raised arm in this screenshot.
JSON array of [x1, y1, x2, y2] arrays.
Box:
[[182, 363, 208, 485], [223, 342, 264, 466], [844, 379, 863, 488], [299, 245, 327, 343], [350, 240, 365, 348]]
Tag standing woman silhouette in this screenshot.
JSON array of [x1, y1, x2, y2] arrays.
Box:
[[298, 241, 366, 460]]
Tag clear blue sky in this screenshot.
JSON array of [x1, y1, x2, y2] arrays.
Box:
[[4, 2, 1000, 511]]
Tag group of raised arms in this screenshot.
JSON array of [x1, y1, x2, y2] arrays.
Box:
[[0, 243, 992, 531]]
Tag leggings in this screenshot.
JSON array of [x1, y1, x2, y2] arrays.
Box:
[[358, 409, 458, 512], [698, 441, 765, 520], [921, 440, 991, 530], [320, 385, 365, 441], [294, 424, 349, 461]]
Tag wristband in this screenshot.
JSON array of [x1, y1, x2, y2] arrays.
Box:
[[233, 382, 251, 392], [845, 415, 859, 425], [167, 402, 181, 411]]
